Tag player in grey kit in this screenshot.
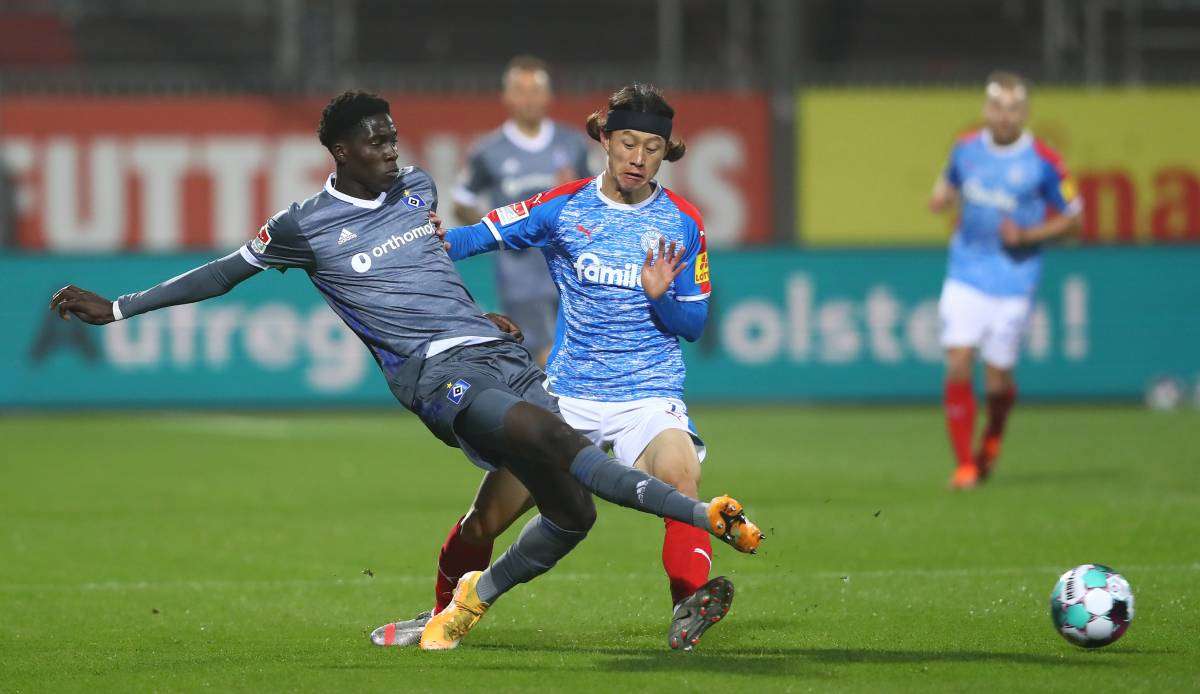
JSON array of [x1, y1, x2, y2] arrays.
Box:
[[48, 91, 762, 651], [452, 55, 591, 366]]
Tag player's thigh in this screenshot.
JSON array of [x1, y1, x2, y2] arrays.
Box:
[[462, 468, 535, 542], [980, 295, 1032, 370], [606, 399, 703, 488], [939, 280, 990, 350], [634, 428, 702, 495]]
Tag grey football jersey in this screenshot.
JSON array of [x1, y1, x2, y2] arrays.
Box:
[[454, 120, 592, 302], [243, 166, 505, 382]]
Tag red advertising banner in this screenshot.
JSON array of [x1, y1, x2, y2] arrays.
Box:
[[0, 93, 770, 251]]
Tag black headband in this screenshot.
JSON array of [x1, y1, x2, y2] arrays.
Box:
[[604, 110, 672, 141]]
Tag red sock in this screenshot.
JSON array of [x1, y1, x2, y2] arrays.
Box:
[[434, 516, 494, 613], [943, 380, 976, 469], [662, 518, 712, 606], [979, 386, 1017, 459]]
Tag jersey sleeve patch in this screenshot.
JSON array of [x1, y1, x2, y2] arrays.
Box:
[[694, 250, 710, 285], [493, 201, 530, 226], [250, 224, 271, 254], [244, 207, 314, 272]]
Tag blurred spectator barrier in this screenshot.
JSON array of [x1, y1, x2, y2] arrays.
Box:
[[4, 247, 1196, 406]]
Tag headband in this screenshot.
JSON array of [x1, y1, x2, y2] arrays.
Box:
[[603, 110, 672, 141]]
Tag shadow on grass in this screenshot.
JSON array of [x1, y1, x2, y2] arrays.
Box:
[[460, 643, 1152, 675]]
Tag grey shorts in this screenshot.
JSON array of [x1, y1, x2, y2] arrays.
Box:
[[400, 340, 559, 471], [501, 295, 559, 356]]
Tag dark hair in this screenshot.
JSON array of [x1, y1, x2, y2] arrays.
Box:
[[503, 54, 550, 85], [586, 83, 686, 162], [318, 90, 391, 151]]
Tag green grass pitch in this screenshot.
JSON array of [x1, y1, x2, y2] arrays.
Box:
[[2, 406, 1197, 692]]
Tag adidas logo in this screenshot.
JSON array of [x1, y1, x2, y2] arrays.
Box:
[[337, 228, 357, 245], [635, 479, 649, 504]]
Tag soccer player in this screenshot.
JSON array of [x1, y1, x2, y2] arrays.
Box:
[[929, 71, 1082, 489], [373, 83, 730, 651], [48, 90, 763, 650], [451, 55, 591, 367]]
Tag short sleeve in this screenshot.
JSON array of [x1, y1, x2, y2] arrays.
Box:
[[672, 214, 712, 302], [240, 208, 314, 272], [1037, 150, 1083, 216], [943, 144, 963, 188], [452, 146, 493, 209]]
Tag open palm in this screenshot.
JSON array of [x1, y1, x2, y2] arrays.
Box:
[[641, 237, 688, 300]]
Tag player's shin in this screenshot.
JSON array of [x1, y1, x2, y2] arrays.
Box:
[[435, 515, 494, 613], [977, 385, 1017, 474], [663, 518, 713, 605], [944, 380, 976, 468], [474, 514, 587, 604]]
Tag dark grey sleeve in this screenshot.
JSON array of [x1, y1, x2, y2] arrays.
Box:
[[115, 250, 262, 320]]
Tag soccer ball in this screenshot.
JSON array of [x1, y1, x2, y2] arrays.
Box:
[[1050, 564, 1134, 648]]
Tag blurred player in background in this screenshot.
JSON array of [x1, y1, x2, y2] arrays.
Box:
[[375, 83, 737, 652], [929, 71, 1082, 490], [452, 55, 592, 367]]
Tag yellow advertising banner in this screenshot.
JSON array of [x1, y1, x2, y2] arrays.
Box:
[[798, 88, 1200, 245]]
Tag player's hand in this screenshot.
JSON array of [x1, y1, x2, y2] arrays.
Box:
[[484, 312, 524, 343], [1000, 218, 1026, 247], [49, 284, 115, 325], [641, 236, 688, 301], [429, 211, 450, 252]]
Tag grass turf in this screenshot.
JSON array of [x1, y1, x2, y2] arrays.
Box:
[[1, 406, 1197, 692]]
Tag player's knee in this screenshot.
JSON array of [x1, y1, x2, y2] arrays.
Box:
[[550, 493, 596, 533], [459, 508, 504, 544], [567, 496, 597, 532], [945, 355, 973, 381]]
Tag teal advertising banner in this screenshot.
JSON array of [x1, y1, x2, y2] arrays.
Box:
[[3, 248, 1197, 406]]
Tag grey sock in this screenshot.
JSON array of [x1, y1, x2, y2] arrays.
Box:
[[568, 446, 709, 529], [475, 515, 587, 605]]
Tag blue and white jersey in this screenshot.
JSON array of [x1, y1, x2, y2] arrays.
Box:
[[479, 173, 712, 402], [943, 129, 1081, 297]]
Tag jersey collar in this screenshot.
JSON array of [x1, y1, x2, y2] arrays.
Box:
[[595, 171, 661, 211], [324, 173, 387, 209], [981, 129, 1033, 156], [502, 119, 555, 152]]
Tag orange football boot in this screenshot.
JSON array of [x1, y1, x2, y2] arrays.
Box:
[[706, 495, 764, 553]]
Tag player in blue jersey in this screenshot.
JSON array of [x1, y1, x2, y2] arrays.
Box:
[[372, 84, 742, 652], [929, 71, 1082, 490], [451, 55, 592, 367], [48, 90, 762, 651]]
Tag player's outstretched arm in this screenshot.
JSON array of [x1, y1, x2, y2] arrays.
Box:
[[49, 251, 262, 325], [444, 223, 501, 261]]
